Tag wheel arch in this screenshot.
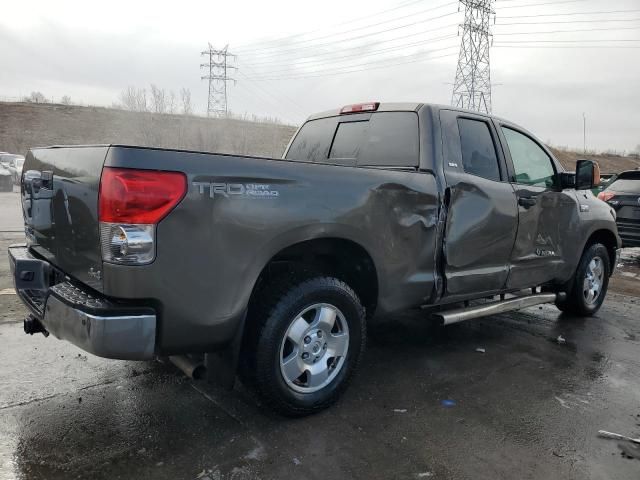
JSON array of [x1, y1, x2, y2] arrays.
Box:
[[248, 236, 379, 319]]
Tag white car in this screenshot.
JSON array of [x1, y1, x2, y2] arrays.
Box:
[[0, 154, 25, 186], [0, 163, 12, 191]]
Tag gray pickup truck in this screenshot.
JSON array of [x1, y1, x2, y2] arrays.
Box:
[[9, 102, 620, 416]]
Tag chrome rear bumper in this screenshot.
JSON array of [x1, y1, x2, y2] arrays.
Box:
[[9, 244, 156, 360]]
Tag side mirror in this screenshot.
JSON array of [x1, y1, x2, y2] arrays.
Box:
[[575, 159, 600, 190]]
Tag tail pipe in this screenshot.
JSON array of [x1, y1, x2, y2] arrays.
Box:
[[169, 355, 206, 379], [434, 292, 566, 325]]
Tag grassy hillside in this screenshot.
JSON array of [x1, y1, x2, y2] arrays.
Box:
[[0, 102, 297, 158]]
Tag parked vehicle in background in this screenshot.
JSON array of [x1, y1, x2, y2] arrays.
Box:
[[2, 154, 25, 185], [9, 102, 620, 416], [598, 170, 640, 247], [0, 163, 12, 191]]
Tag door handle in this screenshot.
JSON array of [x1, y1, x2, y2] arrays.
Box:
[[518, 196, 537, 208]]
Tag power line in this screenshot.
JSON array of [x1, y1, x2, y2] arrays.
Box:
[[236, 2, 458, 54], [239, 10, 461, 60], [494, 25, 640, 35], [235, 0, 455, 51], [451, 0, 495, 114], [232, 80, 300, 124], [496, 0, 605, 9], [500, 8, 640, 18], [495, 38, 640, 42], [243, 48, 460, 81], [241, 22, 460, 66], [497, 18, 640, 25], [241, 34, 458, 72], [237, 69, 308, 117], [494, 44, 640, 48]]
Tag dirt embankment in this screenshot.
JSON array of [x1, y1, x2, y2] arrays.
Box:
[[0, 102, 297, 158], [549, 147, 640, 174]]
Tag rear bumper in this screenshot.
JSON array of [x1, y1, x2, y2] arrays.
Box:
[[9, 244, 156, 360]]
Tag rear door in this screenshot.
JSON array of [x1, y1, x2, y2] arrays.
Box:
[[495, 124, 577, 289], [440, 110, 518, 299]]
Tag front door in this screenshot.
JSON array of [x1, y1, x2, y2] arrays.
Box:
[[440, 110, 519, 299], [495, 123, 578, 289]]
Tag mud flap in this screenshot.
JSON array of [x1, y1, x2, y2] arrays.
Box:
[[204, 311, 247, 390]]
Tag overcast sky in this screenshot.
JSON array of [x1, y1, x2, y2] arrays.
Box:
[[1, 0, 639, 152]]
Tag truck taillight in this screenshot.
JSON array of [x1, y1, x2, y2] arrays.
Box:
[[98, 167, 187, 265], [99, 167, 186, 224]]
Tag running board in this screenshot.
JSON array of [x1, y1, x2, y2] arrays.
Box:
[[434, 292, 563, 325]]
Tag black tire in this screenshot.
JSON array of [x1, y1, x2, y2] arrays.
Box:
[[556, 243, 610, 316], [244, 276, 366, 417]]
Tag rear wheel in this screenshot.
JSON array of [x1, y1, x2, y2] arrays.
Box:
[[556, 243, 610, 316], [245, 276, 366, 416]]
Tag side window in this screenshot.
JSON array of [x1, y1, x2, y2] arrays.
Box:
[[501, 127, 556, 188], [457, 118, 501, 181]]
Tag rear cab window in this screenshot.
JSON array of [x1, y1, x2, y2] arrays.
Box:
[[286, 111, 419, 168]]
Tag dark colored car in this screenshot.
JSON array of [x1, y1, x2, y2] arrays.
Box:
[[8, 102, 620, 416], [598, 170, 640, 247]]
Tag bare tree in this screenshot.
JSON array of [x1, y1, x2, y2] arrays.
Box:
[[150, 84, 166, 114], [119, 86, 148, 112], [24, 91, 47, 103], [60, 95, 72, 105], [168, 91, 176, 114], [180, 88, 192, 115]]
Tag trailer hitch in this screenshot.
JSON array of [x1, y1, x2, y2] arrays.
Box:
[[24, 314, 49, 337]]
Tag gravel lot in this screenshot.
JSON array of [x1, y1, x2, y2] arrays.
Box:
[[1, 188, 639, 480]]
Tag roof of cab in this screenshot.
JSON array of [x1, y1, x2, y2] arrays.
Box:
[[305, 102, 512, 123]]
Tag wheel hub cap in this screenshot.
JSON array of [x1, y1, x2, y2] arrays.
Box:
[[583, 256, 604, 306], [279, 303, 349, 394]]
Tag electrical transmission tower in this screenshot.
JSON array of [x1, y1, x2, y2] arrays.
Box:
[[451, 0, 495, 114], [200, 43, 236, 117]]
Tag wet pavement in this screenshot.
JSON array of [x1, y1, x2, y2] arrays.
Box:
[[1, 190, 640, 479]]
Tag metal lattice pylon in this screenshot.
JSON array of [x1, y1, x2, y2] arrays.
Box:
[[451, 0, 495, 114], [200, 43, 236, 117]]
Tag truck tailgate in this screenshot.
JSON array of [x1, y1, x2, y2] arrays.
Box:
[[22, 146, 109, 292]]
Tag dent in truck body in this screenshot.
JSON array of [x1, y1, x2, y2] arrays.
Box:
[[103, 146, 440, 354]]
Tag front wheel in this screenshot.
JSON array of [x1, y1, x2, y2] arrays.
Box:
[[556, 243, 610, 316], [246, 276, 366, 417]]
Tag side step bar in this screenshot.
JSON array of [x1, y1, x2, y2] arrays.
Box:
[[434, 292, 564, 325]]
